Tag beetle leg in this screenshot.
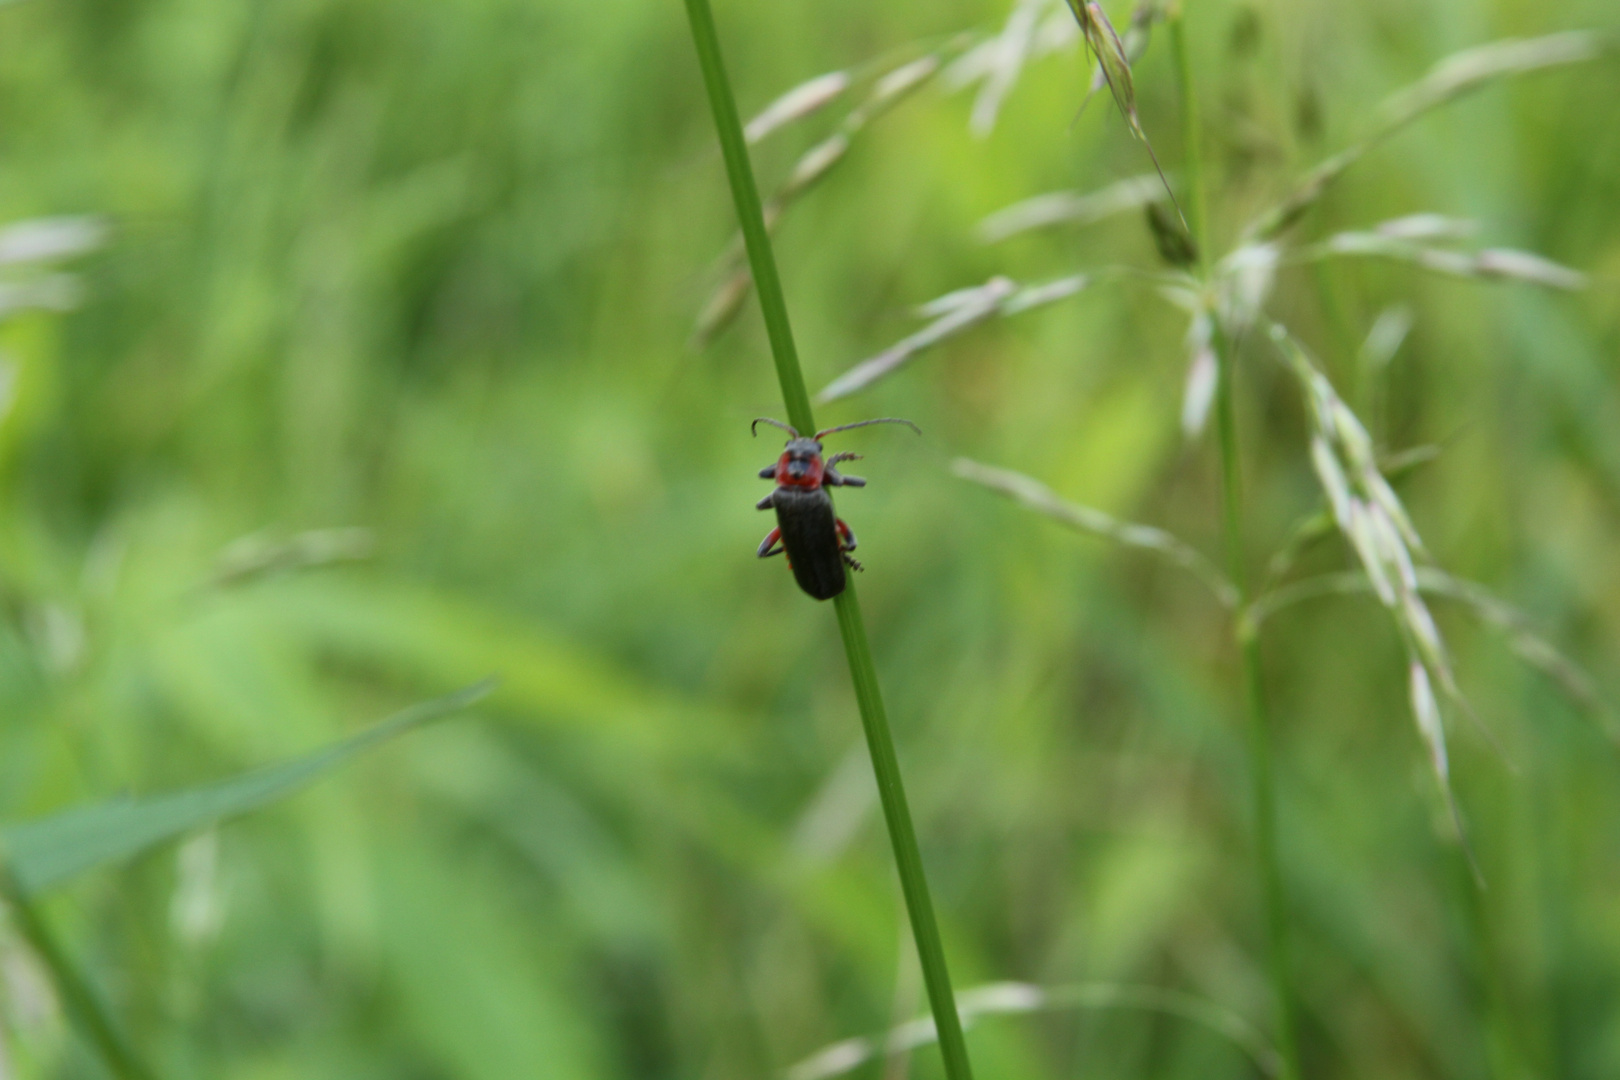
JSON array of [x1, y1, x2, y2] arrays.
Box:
[[759, 464, 778, 479], [835, 521, 863, 569], [757, 527, 784, 558], [835, 519, 858, 552], [825, 453, 866, 487], [756, 491, 776, 511], [825, 467, 866, 487]]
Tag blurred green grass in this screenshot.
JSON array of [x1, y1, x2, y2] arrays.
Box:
[[0, 0, 1616, 1077]]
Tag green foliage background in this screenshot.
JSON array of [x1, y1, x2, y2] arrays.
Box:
[[0, 0, 1617, 1076]]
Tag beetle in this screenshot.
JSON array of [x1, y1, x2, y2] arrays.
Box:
[[752, 416, 920, 600]]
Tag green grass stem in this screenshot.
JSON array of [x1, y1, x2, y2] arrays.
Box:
[[681, 0, 815, 436], [0, 858, 157, 1080], [1173, 15, 1302, 1080], [680, 3, 976, 1079]]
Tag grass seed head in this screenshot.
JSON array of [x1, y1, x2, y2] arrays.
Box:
[[969, 0, 1046, 136], [1146, 200, 1199, 266], [1180, 315, 1217, 437], [978, 175, 1164, 242], [1310, 437, 1354, 527], [0, 215, 106, 265], [744, 71, 851, 144], [1359, 305, 1414, 370], [1409, 661, 1449, 784]]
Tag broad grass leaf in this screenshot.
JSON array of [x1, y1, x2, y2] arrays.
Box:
[[1, 681, 493, 894]]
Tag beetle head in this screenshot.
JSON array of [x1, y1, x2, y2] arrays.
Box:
[[776, 437, 825, 488], [751, 416, 919, 490]]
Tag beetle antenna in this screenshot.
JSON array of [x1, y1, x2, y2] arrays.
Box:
[[751, 417, 799, 439], [813, 417, 922, 440]]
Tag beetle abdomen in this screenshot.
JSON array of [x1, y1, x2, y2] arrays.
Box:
[[772, 486, 846, 600]]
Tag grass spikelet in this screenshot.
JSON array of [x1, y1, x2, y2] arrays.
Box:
[[1408, 661, 1448, 797], [208, 527, 375, 588], [744, 70, 851, 143], [1375, 214, 1478, 242], [692, 266, 754, 346], [1146, 200, 1198, 266], [1310, 436, 1354, 526], [0, 215, 105, 265], [1265, 321, 1497, 863], [946, 4, 1083, 101], [967, 0, 1046, 137], [1117, 0, 1172, 64], [978, 174, 1164, 241], [953, 458, 1238, 606], [782, 133, 850, 196], [1216, 243, 1280, 329], [1000, 273, 1090, 313], [1380, 31, 1610, 128], [1299, 227, 1588, 290], [856, 54, 942, 120], [1473, 248, 1588, 289], [1180, 312, 1217, 436], [1359, 304, 1414, 371], [1252, 563, 1612, 744], [819, 272, 1102, 401], [694, 53, 946, 345], [0, 214, 104, 321], [1406, 659, 1477, 878], [1063, 0, 1185, 227], [820, 277, 1015, 401]]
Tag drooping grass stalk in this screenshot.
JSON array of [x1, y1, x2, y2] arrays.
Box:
[[0, 858, 157, 1080], [1171, 16, 1302, 1080], [679, 4, 976, 1080]]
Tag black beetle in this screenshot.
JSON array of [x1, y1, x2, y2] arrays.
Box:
[[753, 416, 920, 600]]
